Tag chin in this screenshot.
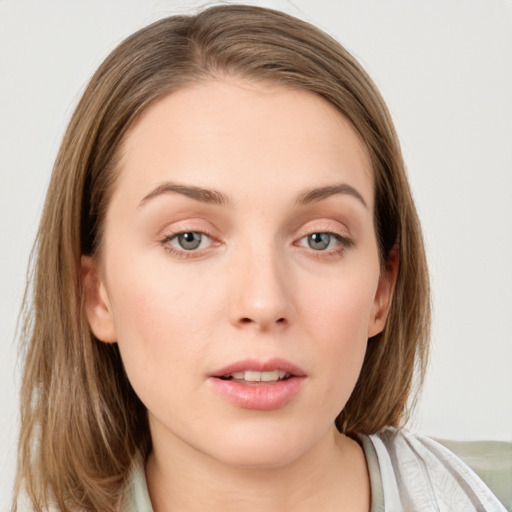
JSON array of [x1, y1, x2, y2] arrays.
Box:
[[214, 444, 303, 470], [203, 420, 321, 470]]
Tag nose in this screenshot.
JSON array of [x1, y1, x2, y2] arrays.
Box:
[[228, 246, 294, 331]]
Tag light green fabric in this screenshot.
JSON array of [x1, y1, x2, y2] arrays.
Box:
[[437, 439, 512, 511]]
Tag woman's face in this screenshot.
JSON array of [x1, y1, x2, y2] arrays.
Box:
[[84, 78, 395, 468]]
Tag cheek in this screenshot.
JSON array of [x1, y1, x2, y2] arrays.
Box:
[[102, 251, 220, 403], [297, 261, 379, 397], [300, 262, 379, 342]]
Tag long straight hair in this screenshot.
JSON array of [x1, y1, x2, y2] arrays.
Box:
[[15, 5, 430, 511]]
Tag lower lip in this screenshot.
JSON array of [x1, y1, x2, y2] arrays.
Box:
[[209, 377, 306, 410]]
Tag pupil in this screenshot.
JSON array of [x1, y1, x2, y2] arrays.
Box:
[[308, 233, 330, 250], [178, 232, 201, 250]]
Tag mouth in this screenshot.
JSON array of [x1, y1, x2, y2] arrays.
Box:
[[208, 358, 306, 410], [210, 357, 306, 382], [219, 369, 291, 384]]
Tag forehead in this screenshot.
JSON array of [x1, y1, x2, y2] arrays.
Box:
[[115, 77, 373, 208]]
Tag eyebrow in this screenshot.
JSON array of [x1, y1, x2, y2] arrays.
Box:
[[139, 182, 228, 207], [296, 184, 368, 208], [139, 181, 367, 209]]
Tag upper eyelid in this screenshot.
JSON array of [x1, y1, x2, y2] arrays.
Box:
[[158, 221, 218, 238], [293, 220, 351, 238], [157, 218, 352, 241]]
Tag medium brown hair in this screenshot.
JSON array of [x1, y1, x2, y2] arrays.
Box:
[[15, 5, 430, 511]]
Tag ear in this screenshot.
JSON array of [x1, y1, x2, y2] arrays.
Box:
[[81, 255, 117, 343], [368, 245, 399, 338]]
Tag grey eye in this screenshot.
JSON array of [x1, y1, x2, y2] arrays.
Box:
[[307, 233, 331, 250], [177, 232, 202, 250]]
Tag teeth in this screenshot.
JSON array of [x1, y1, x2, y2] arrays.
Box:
[[246, 370, 264, 382], [225, 370, 288, 382]]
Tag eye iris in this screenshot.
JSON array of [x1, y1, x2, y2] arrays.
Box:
[[178, 232, 202, 250], [308, 233, 330, 250]]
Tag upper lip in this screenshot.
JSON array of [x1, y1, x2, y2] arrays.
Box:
[[209, 358, 307, 378]]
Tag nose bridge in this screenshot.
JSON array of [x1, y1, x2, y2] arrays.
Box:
[[229, 234, 293, 330]]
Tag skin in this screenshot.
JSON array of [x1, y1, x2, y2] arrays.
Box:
[[83, 77, 397, 512]]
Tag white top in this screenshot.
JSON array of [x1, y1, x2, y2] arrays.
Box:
[[122, 427, 507, 512], [359, 427, 506, 511]]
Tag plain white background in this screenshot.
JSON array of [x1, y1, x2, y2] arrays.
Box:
[[1, 0, 511, 508]]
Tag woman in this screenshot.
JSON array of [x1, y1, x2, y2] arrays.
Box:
[[13, 5, 506, 512]]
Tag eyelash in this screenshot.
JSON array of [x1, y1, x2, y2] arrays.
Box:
[[159, 228, 219, 259], [159, 227, 353, 260], [295, 231, 353, 258]]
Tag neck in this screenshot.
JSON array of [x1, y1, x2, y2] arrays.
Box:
[[145, 425, 370, 512]]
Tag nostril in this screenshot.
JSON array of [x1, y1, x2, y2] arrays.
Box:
[[238, 317, 287, 326]]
